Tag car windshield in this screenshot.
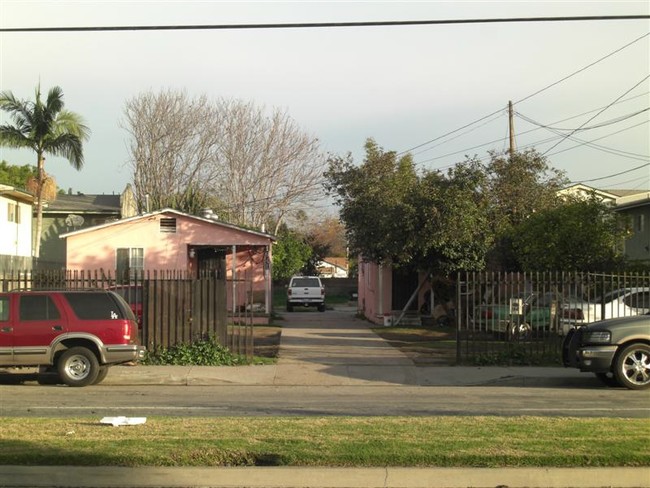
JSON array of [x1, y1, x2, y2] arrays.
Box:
[[292, 278, 320, 288]]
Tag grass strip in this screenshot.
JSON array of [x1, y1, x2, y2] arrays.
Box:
[[1, 416, 649, 468]]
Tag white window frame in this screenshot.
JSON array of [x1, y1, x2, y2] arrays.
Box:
[[635, 214, 644, 233], [116, 247, 145, 281]]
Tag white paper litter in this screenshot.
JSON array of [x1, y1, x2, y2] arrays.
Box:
[[100, 416, 147, 426]]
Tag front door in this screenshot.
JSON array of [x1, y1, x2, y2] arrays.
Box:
[[392, 266, 419, 311], [197, 247, 226, 279]]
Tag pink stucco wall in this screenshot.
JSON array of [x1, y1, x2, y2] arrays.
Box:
[[64, 211, 273, 312], [65, 212, 271, 270], [357, 260, 393, 325]]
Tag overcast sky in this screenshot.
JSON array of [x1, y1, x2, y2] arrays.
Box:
[[1, 1, 649, 200]]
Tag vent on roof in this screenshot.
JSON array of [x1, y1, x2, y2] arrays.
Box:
[[160, 217, 177, 233]]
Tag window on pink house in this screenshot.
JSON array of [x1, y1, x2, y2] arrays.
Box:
[[116, 247, 144, 282]]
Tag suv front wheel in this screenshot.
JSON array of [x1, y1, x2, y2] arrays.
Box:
[[57, 347, 100, 387], [614, 343, 650, 390]]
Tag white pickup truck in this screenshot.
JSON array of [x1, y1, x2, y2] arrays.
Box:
[[286, 276, 325, 312]]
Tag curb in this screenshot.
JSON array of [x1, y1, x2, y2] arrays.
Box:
[[1, 466, 649, 488]]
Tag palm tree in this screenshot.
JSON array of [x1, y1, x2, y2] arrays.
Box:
[[0, 85, 90, 259]]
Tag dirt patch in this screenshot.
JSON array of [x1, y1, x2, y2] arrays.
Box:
[[372, 326, 457, 365], [253, 326, 282, 358]]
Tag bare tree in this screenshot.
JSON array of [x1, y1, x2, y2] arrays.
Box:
[[211, 99, 327, 234], [123, 90, 327, 232], [122, 90, 222, 213]]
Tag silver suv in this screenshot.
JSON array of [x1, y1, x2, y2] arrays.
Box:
[[563, 313, 650, 390], [286, 276, 325, 312]]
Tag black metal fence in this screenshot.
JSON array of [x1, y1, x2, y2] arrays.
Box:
[[455, 271, 650, 364], [0, 269, 254, 358]]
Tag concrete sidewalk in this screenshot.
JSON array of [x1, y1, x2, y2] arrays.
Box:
[[2, 465, 649, 488], [102, 363, 590, 388]]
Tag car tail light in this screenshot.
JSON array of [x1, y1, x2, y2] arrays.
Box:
[[288, 289, 292, 297], [321, 287, 325, 296], [123, 323, 132, 341]]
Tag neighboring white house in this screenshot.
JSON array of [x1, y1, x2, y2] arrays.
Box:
[[615, 191, 650, 265], [317, 257, 349, 278], [557, 184, 619, 204], [559, 184, 650, 265], [0, 184, 34, 271]]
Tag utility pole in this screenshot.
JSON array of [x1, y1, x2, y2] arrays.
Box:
[[508, 100, 516, 157]]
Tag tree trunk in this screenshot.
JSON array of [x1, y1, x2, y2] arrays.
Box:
[[33, 152, 45, 259]]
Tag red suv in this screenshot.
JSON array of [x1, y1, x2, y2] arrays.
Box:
[[0, 290, 145, 387]]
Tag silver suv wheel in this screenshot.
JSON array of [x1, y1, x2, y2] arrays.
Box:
[[614, 343, 650, 390], [57, 347, 100, 387]]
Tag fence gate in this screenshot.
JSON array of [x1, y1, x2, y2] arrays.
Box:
[[455, 271, 650, 365]]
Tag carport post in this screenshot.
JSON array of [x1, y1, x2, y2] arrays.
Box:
[[232, 245, 237, 313], [265, 244, 271, 314]]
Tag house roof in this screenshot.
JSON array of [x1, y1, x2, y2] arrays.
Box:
[[615, 192, 650, 211], [558, 184, 619, 201], [44, 193, 121, 214], [605, 189, 648, 198], [59, 208, 276, 241], [320, 257, 348, 269], [0, 184, 34, 204]]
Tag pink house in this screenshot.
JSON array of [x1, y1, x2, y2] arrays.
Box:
[[60, 208, 275, 314], [358, 261, 432, 326]]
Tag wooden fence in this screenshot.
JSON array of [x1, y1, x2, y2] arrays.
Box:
[[0, 269, 253, 358]]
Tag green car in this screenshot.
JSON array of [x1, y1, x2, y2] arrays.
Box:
[[475, 292, 590, 339]]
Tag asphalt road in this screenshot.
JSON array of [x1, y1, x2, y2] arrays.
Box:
[[2, 376, 649, 418]]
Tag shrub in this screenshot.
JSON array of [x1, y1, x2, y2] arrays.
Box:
[[143, 335, 245, 366]]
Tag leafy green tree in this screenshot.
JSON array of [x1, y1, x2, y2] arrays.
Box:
[[302, 240, 330, 276], [0, 160, 37, 188], [511, 197, 627, 271], [325, 139, 492, 273], [480, 149, 569, 270], [0, 85, 90, 258], [484, 149, 568, 230], [325, 139, 419, 266], [272, 229, 312, 281], [410, 162, 493, 273], [305, 217, 348, 257]]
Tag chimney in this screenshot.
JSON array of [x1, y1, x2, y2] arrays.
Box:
[[201, 208, 218, 220]]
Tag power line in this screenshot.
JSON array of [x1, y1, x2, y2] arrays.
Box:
[[572, 162, 650, 184], [409, 111, 506, 158], [413, 95, 650, 166], [545, 120, 650, 161], [2, 15, 649, 33], [541, 75, 650, 156], [514, 32, 650, 106], [398, 31, 650, 156], [603, 174, 650, 189], [516, 108, 650, 132]]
